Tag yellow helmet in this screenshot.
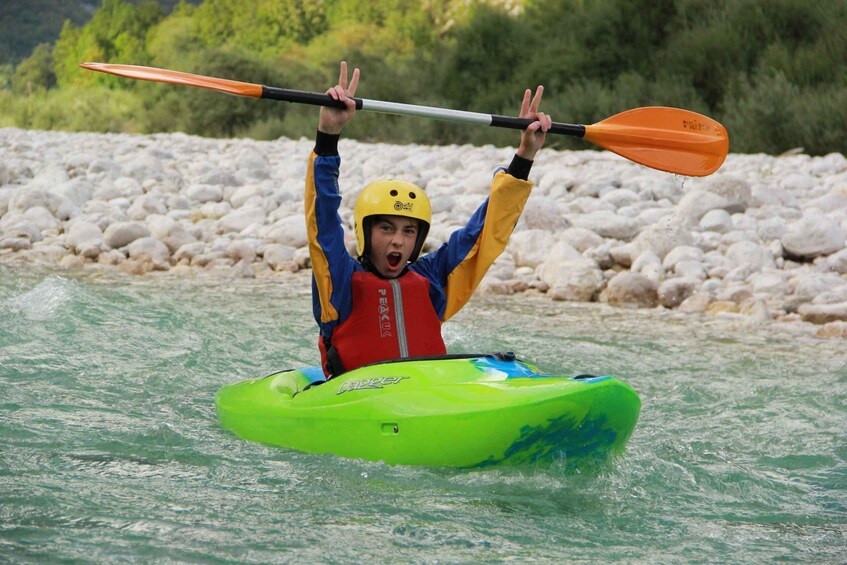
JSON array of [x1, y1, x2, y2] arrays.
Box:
[[354, 179, 431, 261]]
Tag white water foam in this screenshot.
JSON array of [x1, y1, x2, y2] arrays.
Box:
[[4, 275, 80, 321]]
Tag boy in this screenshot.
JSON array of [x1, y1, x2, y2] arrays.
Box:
[[306, 62, 551, 377]]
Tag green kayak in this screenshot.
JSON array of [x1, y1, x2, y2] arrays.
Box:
[[215, 353, 640, 468]]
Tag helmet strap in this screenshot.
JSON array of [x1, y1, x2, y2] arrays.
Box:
[[359, 216, 374, 258], [409, 223, 430, 262]]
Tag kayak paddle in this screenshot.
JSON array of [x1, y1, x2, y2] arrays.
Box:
[[80, 62, 729, 177]]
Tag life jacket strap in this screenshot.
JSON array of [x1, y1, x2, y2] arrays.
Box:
[[322, 335, 346, 379]]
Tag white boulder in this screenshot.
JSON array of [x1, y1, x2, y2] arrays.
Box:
[[147, 214, 196, 253], [508, 230, 558, 268], [699, 209, 733, 233], [663, 246, 705, 272], [66, 221, 103, 258], [263, 244, 298, 271], [633, 220, 694, 260], [218, 206, 266, 234], [631, 250, 663, 283], [798, 301, 847, 324], [521, 196, 570, 230], [699, 173, 752, 210], [659, 277, 700, 308], [538, 257, 604, 302], [827, 249, 847, 274], [559, 227, 605, 253], [675, 189, 737, 225], [103, 221, 151, 249], [604, 272, 658, 308], [126, 236, 171, 267], [186, 184, 224, 204], [781, 211, 846, 259], [572, 210, 640, 240], [725, 240, 775, 270], [264, 215, 308, 248]]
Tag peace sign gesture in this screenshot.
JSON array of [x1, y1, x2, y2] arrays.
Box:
[[516, 86, 552, 160], [318, 61, 360, 135]]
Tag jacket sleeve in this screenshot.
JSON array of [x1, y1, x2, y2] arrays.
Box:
[[305, 149, 356, 330], [415, 170, 532, 321]]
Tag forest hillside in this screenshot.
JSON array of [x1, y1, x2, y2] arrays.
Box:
[[1, 0, 845, 154]]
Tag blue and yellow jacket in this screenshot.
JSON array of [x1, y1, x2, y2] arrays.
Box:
[[306, 132, 533, 350]]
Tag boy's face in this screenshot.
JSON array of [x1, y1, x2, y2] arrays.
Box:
[[368, 215, 419, 278]]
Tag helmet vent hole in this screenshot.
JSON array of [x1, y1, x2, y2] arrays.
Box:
[[389, 189, 398, 197], [409, 192, 416, 199]]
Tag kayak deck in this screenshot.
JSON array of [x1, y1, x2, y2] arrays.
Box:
[[215, 354, 640, 468]]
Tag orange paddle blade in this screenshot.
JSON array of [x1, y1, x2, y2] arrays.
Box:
[[79, 62, 264, 98], [584, 107, 729, 177]]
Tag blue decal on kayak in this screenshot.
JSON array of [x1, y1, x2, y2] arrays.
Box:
[[472, 357, 553, 379], [301, 366, 327, 385], [470, 356, 611, 382], [476, 414, 618, 468]]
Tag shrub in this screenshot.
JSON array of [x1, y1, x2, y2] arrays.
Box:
[[11, 85, 142, 132], [722, 72, 801, 154], [142, 49, 286, 137]]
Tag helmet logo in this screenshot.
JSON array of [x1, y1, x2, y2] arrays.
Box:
[[393, 201, 414, 212]]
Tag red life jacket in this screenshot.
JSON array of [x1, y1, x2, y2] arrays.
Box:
[[320, 270, 446, 376]]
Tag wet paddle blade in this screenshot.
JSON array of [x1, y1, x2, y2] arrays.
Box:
[[583, 107, 729, 176], [79, 62, 264, 98]]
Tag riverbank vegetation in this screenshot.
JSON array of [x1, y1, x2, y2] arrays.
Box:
[[1, 0, 845, 154]]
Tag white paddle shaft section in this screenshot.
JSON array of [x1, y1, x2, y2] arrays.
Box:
[[360, 98, 492, 126], [259, 86, 586, 134]]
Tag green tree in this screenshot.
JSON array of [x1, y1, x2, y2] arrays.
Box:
[[0, 64, 13, 90], [439, 4, 535, 112], [146, 8, 203, 69], [188, 0, 328, 58], [723, 70, 847, 155], [323, 0, 450, 52], [0, 0, 91, 67], [11, 43, 56, 94], [52, 0, 164, 88], [4, 0, 847, 154], [144, 49, 286, 137]]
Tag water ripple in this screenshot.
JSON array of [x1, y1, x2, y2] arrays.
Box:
[[1, 268, 845, 563]]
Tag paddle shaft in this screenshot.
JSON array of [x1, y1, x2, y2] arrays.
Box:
[[78, 62, 728, 176], [261, 85, 586, 137]]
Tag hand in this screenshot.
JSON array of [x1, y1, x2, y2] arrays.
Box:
[[516, 86, 552, 160], [318, 61, 360, 135]]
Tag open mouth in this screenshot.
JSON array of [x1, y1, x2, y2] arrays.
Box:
[[387, 252, 403, 268]]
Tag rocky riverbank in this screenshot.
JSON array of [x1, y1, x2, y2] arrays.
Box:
[[2, 127, 846, 337]]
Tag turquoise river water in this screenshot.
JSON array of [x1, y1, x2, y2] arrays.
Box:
[[1, 266, 845, 563]]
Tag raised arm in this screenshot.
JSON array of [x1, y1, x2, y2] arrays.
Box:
[[416, 86, 552, 320]]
